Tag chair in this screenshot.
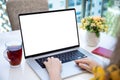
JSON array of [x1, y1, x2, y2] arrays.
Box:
[[6, 0, 48, 30]]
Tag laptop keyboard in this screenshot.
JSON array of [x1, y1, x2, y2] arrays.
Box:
[[35, 50, 87, 68]]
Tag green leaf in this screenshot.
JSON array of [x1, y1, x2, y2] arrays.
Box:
[[96, 32, 100, 37]]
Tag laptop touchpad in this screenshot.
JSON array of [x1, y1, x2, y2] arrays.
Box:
[[61, 61, 84, 78]]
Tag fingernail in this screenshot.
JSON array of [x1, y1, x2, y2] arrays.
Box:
[[79, 63, 82, 66]]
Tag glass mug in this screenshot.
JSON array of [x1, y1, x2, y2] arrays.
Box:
[[4, 41, 22, 67]]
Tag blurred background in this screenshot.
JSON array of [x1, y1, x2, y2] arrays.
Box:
[[0, 0, 120, 37]]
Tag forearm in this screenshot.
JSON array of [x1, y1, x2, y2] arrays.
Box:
[[49, 73, 62, 80]]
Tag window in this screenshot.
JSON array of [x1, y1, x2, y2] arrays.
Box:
[[48, 0, 66, 10], [0, 0, 11, 32], [48, 0, 109, 23], [67, 0, 82, 23], [48, 0, 119, 37], [91, 0, 102, 16], [48, 3, 53, 9], [76, 0, 81, 5], [48, 0, 83, 23], [68, 0, 75, 7]]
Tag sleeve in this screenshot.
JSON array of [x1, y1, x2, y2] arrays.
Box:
[[90, 66, 106, 80], [106, 65, 120, 80], [90, 65, 120, 80]]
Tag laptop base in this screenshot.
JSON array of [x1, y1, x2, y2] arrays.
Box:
[[26, 48, 104, 80]]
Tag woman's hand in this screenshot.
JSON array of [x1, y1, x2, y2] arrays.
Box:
[[75, 58, 100, 73], [44, 57, 62, 80]]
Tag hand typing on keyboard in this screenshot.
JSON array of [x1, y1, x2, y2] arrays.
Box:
[[35, 50, 87, 68], [43, 57, 62, 80], [75, 58, 101, 73], [44, 57, 100, 80]]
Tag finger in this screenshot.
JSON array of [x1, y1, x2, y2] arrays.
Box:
[[55, 57, 59, 60], [75, 58, 90, 64], [47, 57, 51, 61], [51, 57, 54, 59], [60, 60, 62, 63], [54, 58, 62, 63], [43, 61, 47, 65], [75, 58, 88, 62], [78, 63, 91, 72]]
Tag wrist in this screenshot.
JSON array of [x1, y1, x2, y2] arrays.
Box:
[[49, 73, 61, 80]]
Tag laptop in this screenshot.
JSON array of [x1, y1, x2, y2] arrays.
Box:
[[19, 9, 103, 80]]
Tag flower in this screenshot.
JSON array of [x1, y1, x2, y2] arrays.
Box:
[[80, 16, 108, 37]]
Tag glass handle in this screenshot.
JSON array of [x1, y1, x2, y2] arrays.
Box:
[[3, 50, 10, 62]]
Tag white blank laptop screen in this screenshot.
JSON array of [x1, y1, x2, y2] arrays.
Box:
[[19, 9, 79, 57]]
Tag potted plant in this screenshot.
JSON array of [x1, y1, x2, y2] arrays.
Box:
[[80, 16, 108, 46]]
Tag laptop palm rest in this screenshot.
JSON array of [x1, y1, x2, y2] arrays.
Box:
[[26, 48, 105, 80], [27, 59, 84, 80]]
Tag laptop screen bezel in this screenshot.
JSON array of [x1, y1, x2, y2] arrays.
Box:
[[18, 8, 80, 59]]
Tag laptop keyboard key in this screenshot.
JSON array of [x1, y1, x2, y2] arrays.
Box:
[[35, 50, 87, 68]]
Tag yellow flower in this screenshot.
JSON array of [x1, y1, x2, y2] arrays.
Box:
[[80, 16, 108, 33], [98, 22, 102, 25], [84, 23, 88, 26], [101, 18, 105, 22], [95, 21, 98, 24], [81, 18, 86, 23], [80, 25, 85, 30], [93, 16, 101, 21], [96, 23, 100, 26], [91, 23, 96, 27], [100, 25, 104, 29]]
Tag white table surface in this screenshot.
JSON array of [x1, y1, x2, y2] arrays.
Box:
[[0, 29, 116, 80]]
